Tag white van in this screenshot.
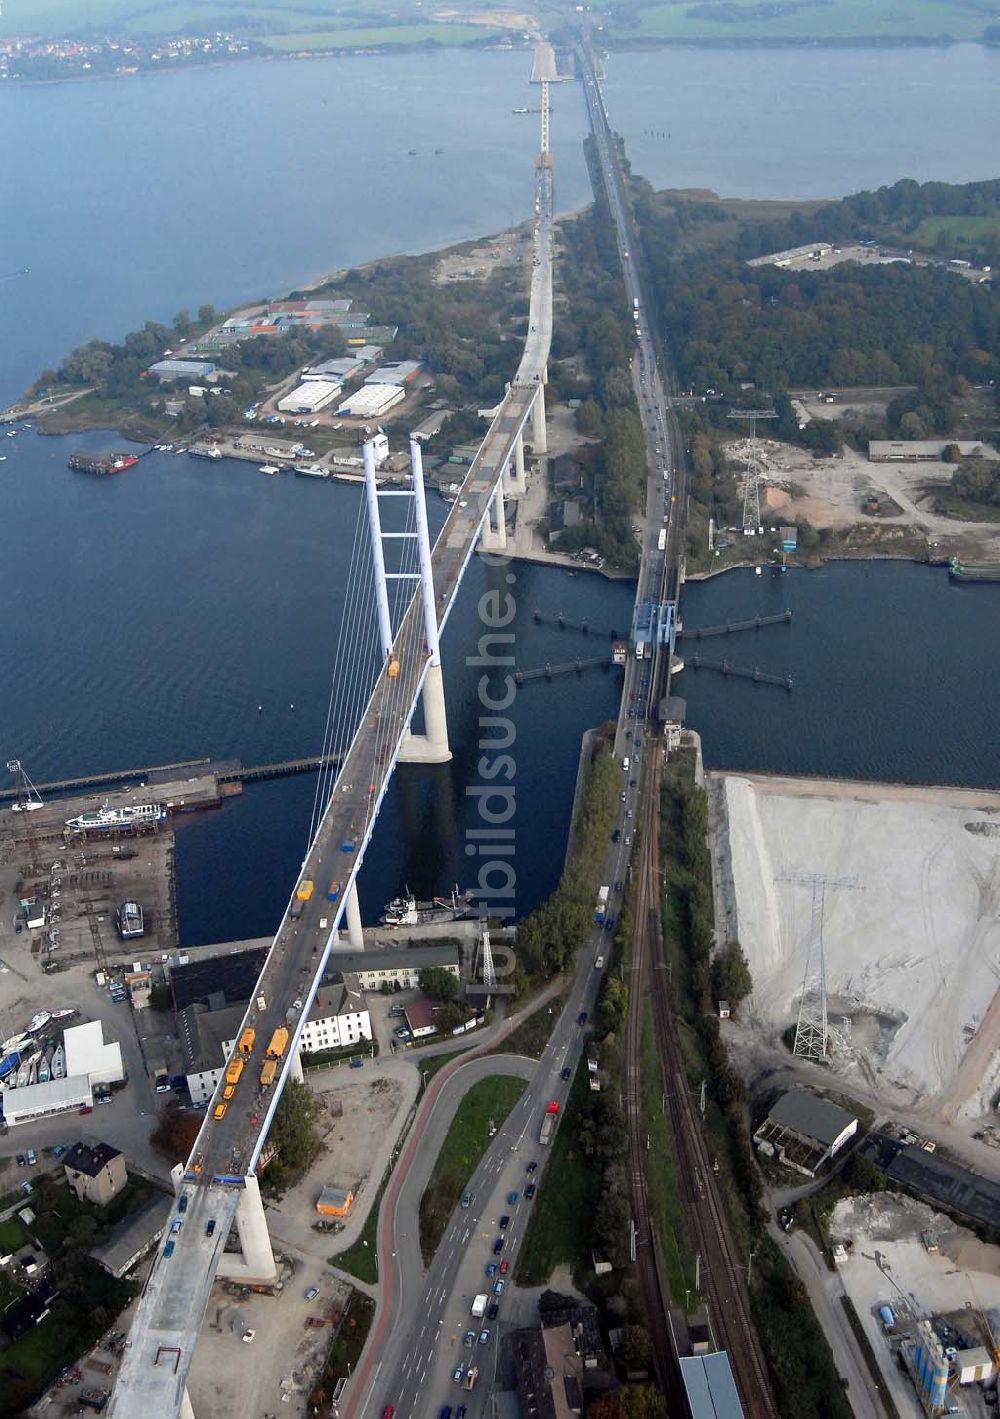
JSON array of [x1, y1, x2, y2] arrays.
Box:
[[622, 756, 630, 773]]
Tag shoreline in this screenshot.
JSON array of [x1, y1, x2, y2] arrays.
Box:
[[2, 31, 995, 90]]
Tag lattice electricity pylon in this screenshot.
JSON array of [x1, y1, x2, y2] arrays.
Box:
[[778, 872, 861, 1061], [480, 924, 497, 991], [728, 408, 776, 536]]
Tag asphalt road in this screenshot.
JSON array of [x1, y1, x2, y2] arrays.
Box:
[[355, 942, 607, 1419], [769, 1224, 885, 1419]]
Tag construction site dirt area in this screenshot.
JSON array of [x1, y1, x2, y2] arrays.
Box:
[[728, 434, 1000, 560], [710, 773, 1000, 1114], [265, 1072, 411, 1249], [187, 1261, 351, 1418], [829, 1193, 1000, 1419]]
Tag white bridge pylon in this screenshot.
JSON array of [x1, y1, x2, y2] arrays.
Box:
[[365, 437, 451, 764]]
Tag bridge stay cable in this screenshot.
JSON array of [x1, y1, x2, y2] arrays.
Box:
[[308, 496, 377, 844]]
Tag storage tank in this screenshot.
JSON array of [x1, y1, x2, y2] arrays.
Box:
[[878, 1305, 895, 1331], [927, 1353, 949, 1408]]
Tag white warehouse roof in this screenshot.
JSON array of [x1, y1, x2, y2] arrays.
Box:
[[277, 379, 343, 414], [1, 1074, 92, 1126], [337, 384, 405, 419], [64, 1020, 125, 1088]]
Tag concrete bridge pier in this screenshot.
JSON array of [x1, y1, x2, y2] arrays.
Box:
[[180, 1388, 196, 1419], [480, 485, 508, 553], [216, 1173, 277, 1283], [345, 879, 364, 948], [532, 378, 547, 454], [506, 433, 527, 495], [289, 1049, 304, 1084], [398, 662, 451, 764]]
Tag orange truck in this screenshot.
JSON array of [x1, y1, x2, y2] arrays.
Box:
[[260, 1059, 278, 1087], [225, 1056, 244, 1088], [239, 1028, 256, 1055], [266, 1027, 289, 1059]]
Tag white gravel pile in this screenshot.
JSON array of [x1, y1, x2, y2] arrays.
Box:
[[722, 775, 1000, 1101]]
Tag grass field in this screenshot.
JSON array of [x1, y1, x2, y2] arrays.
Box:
[[0, 0, 497, 42], [418, 1075, 526, 1263], [330, 1170, 386, 1285], [0, 1216, 28, 1252], [265, 24, 495, 51], [492, 988, 568, 1059], [613, 0, 994, 43], [924, 481, 1000, 523], [911, 213, 1000, 246], [515, 1064, 601, 1286]]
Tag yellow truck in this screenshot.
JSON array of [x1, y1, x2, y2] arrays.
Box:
[[225, 1056, 244, 1087], [214, 1102, 227, 1120], [238, 1027, 256, 1055], [260, 1059, 278, 1087], [266, 1027, 289, 1060], [223, 1083, 236, 1100], [296, 880, 315, 902]]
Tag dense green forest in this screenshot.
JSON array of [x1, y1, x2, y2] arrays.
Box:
[[735, 177, 1000, 267], [634, 177, 1000, 401]]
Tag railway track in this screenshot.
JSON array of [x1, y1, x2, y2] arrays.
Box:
[[642, 775, 778, 1416], [622, 750, 682, 1407]]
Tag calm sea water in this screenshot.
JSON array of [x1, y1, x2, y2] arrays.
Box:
[[3, 44, 999, 403], [1, 432, 636, 942], [3, 44, 998, 943], [602, 43, 1000, 199]]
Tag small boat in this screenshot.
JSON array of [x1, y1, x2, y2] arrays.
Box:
[[26, 1057, 38, 1086], [50, 1008, 76, 1022], [259, 465, 280, 476], [38, 1051, 51, 1084], [51, 1044, 66, 1079], [27, 1011, 51, 1035], [0, 1051, 21, 1083]]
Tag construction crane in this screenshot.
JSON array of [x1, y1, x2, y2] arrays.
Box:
[[778, 871, 861, 1060], [966, 1272, 1000, 1368], [7, 758, 45, 873]]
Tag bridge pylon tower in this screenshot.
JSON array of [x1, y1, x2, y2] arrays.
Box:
[[365, 437, 451, 764]]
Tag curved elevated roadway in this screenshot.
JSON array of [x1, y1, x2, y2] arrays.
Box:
[[108, 80, 554, 1419]]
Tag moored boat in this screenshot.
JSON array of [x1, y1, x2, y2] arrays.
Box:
[[51, 1044, 66, 1079], [381, 886, 477, 928], [66, 802, 167, 833], [68, 451, 140, 476]]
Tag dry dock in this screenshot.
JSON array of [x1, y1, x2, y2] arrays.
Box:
[[0, 772, 228, 978]]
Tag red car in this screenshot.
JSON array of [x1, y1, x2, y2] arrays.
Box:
[[382, 1408, 395, 1419], [499, 1261, 510, 1275]]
